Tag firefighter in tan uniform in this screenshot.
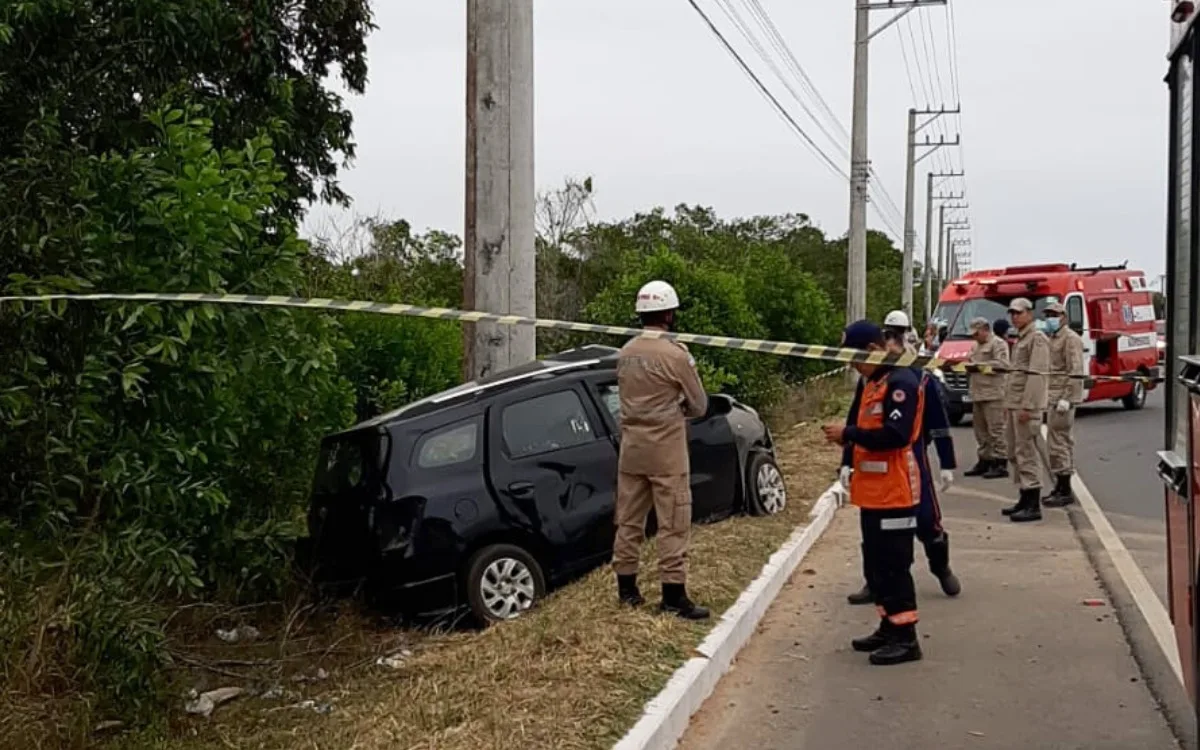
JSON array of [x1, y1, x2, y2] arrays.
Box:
[[963, 317, 1010, 480], [612, 280, 710, 620], [1002, 297, 1050, 523], [1042, 301, 1085, 507]]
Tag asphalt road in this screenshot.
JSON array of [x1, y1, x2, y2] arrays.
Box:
[[955, 389, 1169, 606]]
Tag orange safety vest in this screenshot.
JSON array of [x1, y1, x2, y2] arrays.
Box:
[[848, 374, 925, 510]]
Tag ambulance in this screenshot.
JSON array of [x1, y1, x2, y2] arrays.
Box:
[[928, 262, 1161, 424]]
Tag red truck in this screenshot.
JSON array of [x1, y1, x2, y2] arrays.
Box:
[[929, 262, 1160, 424]]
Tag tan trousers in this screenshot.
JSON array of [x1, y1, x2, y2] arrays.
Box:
[[1005, 410, 1043, 490], [1046, 406, 1076, 476], [612, 472, 691, 584], [972, 401, 1007, 461]]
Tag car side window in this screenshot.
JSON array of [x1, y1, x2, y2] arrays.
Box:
[[596, 382, 620, 425], [1066, 296, 1085, 334], [502, 390, 598, 458], [414, 421, 478, 469]]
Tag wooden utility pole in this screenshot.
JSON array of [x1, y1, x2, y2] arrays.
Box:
[[464, 0, 536, 381]]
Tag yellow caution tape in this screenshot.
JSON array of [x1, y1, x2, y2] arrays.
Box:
[[0, 292, 1162, 385]]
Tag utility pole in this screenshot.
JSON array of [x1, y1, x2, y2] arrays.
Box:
[[903, 107, 960, 320], [943, 217, 970, 281], [847, 0, 947, 324], [951, 239, 972, 278], [463, 0, 536, 381], [922, 171, 964, 318]]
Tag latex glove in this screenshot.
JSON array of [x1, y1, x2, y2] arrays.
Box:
[[939, 470, 954, 493], [838, 465, 852, 490], [1055, 399, 1070, 414]]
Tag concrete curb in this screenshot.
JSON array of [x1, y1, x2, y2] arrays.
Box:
[[611, 483, 844, 750]]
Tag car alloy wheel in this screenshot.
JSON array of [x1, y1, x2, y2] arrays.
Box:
[[754, 459, 788, 515], [1122, 380, 1146, 410], [479, 556, 537, 620]]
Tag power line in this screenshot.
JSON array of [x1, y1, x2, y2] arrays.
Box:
[[682, 0, 849, 182]]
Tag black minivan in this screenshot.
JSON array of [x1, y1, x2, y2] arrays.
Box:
[[305, 345, 787, 624]]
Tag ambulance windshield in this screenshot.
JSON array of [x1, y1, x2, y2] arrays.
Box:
[[932, 296, 1058, 340]]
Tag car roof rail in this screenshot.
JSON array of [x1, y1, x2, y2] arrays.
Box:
[[429, 359, 603, 405], [547, 344, 620, 362]]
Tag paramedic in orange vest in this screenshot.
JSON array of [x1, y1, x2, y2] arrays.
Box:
[[822, 320, 925, 666]]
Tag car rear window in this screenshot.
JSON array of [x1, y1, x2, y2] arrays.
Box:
[[415, 421, 478, 469], [313, 436, 375, 495], [502, 390, 597, 458]]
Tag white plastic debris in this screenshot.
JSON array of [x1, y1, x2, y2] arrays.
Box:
[[185, 687, 245, 718], [316, 667, 329, 680], [215, 624, 261, 643]]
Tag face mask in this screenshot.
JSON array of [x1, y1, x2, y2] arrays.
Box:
[[1044, 317, 1061, 334]]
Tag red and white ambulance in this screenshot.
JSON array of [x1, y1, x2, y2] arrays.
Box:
[[929, 262, 1161, 424]]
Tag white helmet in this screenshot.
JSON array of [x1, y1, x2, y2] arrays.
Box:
[[635, 280, 680, 314], [884, 309, 911, 329]]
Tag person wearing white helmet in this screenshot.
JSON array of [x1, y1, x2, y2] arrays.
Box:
[[612, 280, 710, 619], [882, 310, 919, 356]]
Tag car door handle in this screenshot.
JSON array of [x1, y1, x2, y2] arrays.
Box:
[[507, 481, 536, 500]]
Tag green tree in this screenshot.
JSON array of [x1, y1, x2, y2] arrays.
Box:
[[0, 109, 355, 718], [0, 0, 374, 215]]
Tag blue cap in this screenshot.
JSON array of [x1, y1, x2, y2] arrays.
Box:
[[841, 319, 883, 351], [993, 318, 1011, 337]]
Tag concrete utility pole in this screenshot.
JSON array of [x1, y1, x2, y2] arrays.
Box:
[[951, 239, 972, 278], [463, 0, 536, 381], [922, 171, 964, 318], [847, 0, 947, 324], [943, 216, 970, 281], [902, 107, 960, 320]]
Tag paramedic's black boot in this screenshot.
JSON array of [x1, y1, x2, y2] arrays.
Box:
[[617, 574, 645, 607], [847, 582, 873, 605], [963, 459, 989, 477], [1010, 488, 1043, 523], [660, 583, 709, 620], [869, 624, 923, 665], [925, 533, 961, 597], [1043, 474, 1076, 508], [847, 543, 873, 604], [983, 459, 1009, 479], [852, 620, 889, 652]]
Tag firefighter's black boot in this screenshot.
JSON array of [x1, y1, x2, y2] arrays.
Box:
[[851, 620, 889, 652], [1043, 474, 1076, 508], [1010, 488, 1043, 523], [660, 583, 710, 620], [847, 544, 873, 604], [617, 574, 645, 607], [1001, 489, 1024, 516], [963, 459, 989, 477], [868, 623, 923, 665], [925, 533, 961, 597], [982, 459, 1009, 479]]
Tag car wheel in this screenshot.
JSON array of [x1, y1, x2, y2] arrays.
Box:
[[464, 544, 546, 625], [747, 453, 788, 517], [1122, 380, 1147, 411]]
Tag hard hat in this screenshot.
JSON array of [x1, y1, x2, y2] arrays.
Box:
[[883, 310, 911, 329], [635, 280, 680, 313]]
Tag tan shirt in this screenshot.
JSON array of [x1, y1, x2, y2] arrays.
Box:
[[1004, 322, 1050, 411], [968, 334, 1010, 402], [1047, 326, 1086, 404], [616, 336, 708, 476]]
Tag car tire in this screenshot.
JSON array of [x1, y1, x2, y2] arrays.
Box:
[[746, 453, 788, 517], [464, 543, 546, 625], [1122, 380, 1147, 411]]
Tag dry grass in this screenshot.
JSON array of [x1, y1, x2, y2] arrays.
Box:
[[32, 385, 846, 750]]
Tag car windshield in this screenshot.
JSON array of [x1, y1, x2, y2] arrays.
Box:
[[932, 295, 1059, 340]]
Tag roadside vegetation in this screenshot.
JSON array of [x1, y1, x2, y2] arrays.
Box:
[[1, 2, 898, 746]]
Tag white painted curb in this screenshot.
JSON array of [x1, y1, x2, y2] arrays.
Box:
[[611, 482, 844, 750]]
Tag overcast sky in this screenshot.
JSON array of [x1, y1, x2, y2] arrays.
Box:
[[302, 0, 1171, 281]]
